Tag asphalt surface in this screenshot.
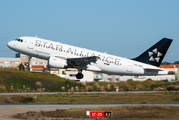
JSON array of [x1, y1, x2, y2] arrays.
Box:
[[0, 91, 165, 96], [1, 103, 179, 109]]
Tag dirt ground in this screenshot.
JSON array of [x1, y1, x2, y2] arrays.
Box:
[[0, 108, 64, 120], [2, 106, 179, 120], [0, 108, 99, 120]]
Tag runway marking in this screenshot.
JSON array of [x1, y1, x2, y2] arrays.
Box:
[[13, 107, 26, 109]]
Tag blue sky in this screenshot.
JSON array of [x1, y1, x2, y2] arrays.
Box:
[[0, 0, 178, 62]]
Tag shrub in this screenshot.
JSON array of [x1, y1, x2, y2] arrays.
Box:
[[150, 84, 160, 90], [127, 79, 133, 82], [125, 88, 129, 91], [168, 71, 175, 75], [166, 87, 179, 91], [146, 78, 152, 81], [163, 79, 169, 82], [20, 97, 33, 103]]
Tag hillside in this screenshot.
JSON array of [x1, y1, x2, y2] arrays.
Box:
[[1, 70, 179, 93], [0, 70, 83, 92]]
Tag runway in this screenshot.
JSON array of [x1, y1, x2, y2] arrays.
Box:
[[1, 103, 179, 120], [1, 103, 179, 109]]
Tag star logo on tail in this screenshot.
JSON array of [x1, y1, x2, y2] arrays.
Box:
[[148, 48, 162, 63]]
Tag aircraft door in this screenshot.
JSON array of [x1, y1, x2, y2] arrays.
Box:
[[127, 62, 133, 72], [28, 39, 34, 50]]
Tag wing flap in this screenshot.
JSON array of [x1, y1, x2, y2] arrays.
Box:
[[67, 56, 100, 68]]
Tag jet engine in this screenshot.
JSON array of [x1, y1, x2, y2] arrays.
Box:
[[48, 56, 67, 68]]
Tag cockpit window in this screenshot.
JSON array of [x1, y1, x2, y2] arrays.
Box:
[[15, 38, 23, 42]]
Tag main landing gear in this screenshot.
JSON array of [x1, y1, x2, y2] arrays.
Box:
[[76, 69, 84, 79], [25, 56, 32, 71]]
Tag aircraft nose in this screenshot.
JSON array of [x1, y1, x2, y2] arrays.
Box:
[[7, 41, 14, 49]]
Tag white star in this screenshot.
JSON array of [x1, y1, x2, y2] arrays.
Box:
[[149, 56, 155, 61], [157, 52, 162, 57], [148, 48, 162, 63], [148, 52, 153, 57], [152, 48, 157, 54], [155, 57, 160, 62]]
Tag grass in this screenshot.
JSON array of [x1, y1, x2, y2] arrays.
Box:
[[1, 69, 179, 95], [2, 92, 179, 104], [86, 79, 179, 92], [0, 70, 83, 92], [1, 70, 179, 93], [13, 106, 179, 120]]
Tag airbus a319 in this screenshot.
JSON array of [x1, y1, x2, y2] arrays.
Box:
[[7, 37, 172, 79]]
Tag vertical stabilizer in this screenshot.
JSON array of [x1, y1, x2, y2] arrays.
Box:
[[132, 38, 172, 67]]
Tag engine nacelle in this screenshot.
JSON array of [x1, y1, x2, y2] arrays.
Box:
[[48, 56, 67, 68]]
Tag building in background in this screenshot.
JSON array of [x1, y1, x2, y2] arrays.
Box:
[[67, 69, 94, 82], [160, 65, 175, 73], [0, 58, 21, 68], [0, 53, 178, 82], [0, 53, 21, 68]]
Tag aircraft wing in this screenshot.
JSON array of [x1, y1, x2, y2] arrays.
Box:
[[67, 56, 100, 68]]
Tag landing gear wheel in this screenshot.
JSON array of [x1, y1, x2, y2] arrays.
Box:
[[27, 56, 32, 71], [76, 73, 84, 79]]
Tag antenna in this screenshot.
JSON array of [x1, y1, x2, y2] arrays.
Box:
[[35, 35, 38, 38]]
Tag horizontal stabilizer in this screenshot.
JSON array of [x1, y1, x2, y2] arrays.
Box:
[[143, 67, 164, 71]]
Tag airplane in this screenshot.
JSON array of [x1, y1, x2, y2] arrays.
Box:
[[7, 37, 172, 79]]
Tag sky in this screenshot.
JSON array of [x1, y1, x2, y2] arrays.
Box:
[[0, 0, 178, 62]]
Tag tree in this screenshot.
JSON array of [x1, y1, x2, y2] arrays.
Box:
[[168, 71, 175, 75], [161, 61, 179, 65], [161, 61, 171, 65], [173, 61, 179, 64], [18, 63, 25, 71]]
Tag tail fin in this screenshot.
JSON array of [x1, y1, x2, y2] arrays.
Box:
[[132, 38, 173, 67]]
